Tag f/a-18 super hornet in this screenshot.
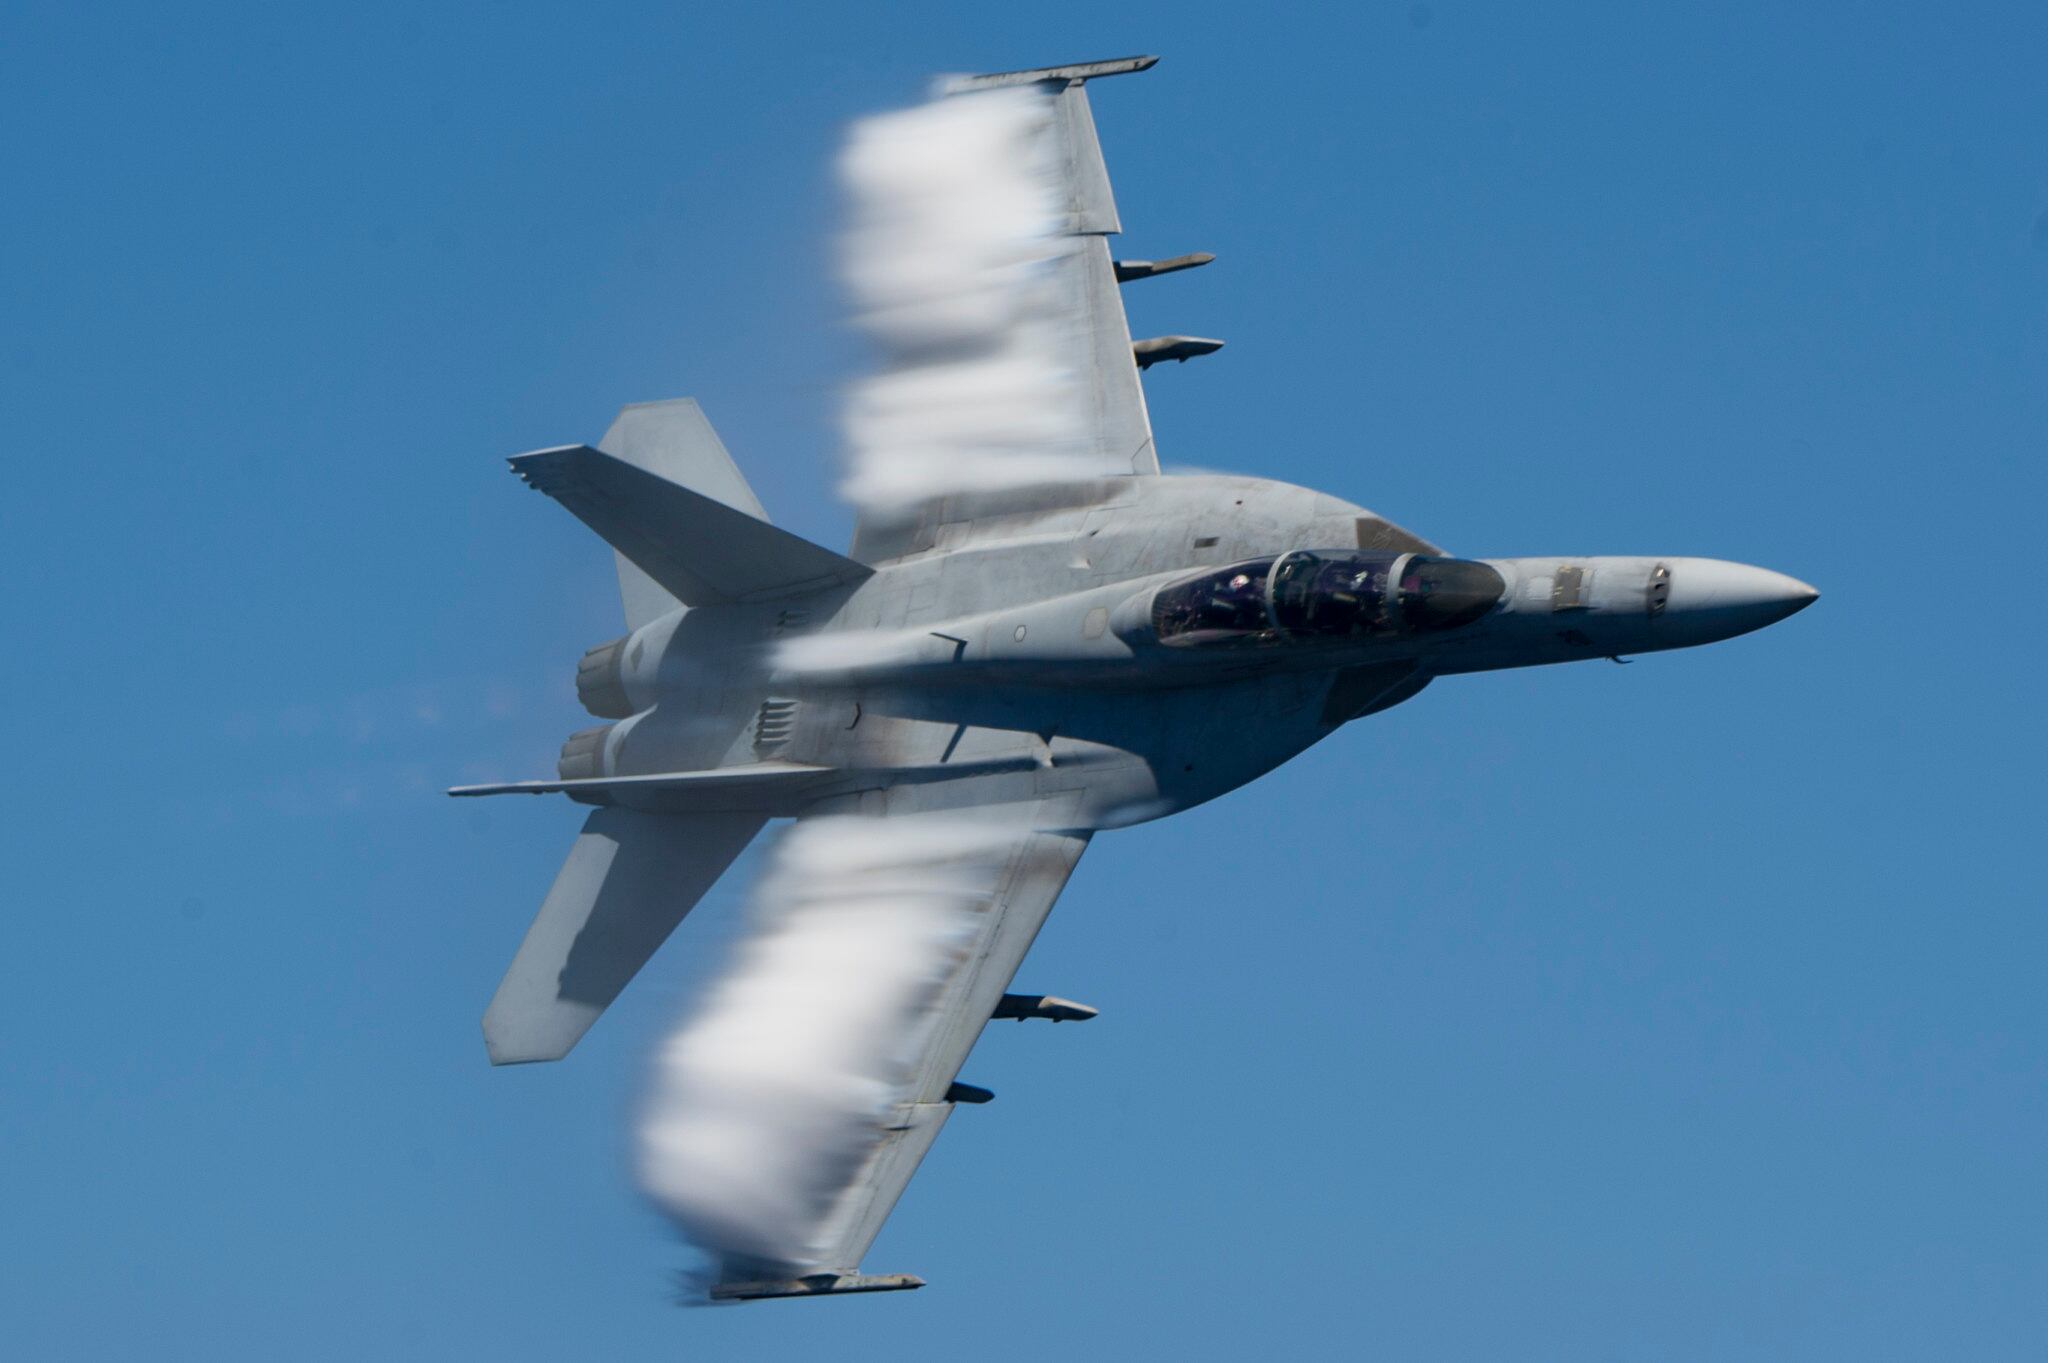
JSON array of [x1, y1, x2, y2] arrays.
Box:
[[456, 56, 1816, 1302]]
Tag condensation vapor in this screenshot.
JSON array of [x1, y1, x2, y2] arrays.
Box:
[[837, 85, 1097, 510], [635, 811, 1014, 1272], [771, 623, 943, 675]]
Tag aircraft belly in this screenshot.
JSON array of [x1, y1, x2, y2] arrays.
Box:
[[793, 668, 1338, 831]]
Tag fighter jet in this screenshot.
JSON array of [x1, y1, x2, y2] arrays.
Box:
[[455, 55, 1816, 1301]]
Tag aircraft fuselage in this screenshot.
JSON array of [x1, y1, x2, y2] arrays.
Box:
[[563, 474, 1814, 829]]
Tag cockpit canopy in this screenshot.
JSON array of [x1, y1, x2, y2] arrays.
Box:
[[1150, 550, 1505, 647]]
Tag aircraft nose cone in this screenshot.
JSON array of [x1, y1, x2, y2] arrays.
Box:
[[1662, 559, 1819, 641]]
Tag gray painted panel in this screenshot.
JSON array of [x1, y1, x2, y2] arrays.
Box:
[[511, 444, 871, 606], [482, 807, 764, 1064], [804, 810, 1090, 1276], [1053, 83, 1120, 235], [595, 399, 768, 628]]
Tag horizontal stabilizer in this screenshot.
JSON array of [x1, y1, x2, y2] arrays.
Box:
[[483, 807, 764, 1064], [511, 444, 871, 607], [709, 1273, 925, 1303]]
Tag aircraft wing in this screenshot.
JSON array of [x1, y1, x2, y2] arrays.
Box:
[[848, 57, 1173, 562], [799, 815, 1090, 1286], [951, 57, 1164, 483], [643, 798, 1091, 1300]]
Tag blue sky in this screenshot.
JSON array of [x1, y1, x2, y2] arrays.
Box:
[[4, 2, 2044, 1358]]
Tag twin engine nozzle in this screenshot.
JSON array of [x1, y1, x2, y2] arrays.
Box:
[[576, 636, 635, 719], [563, 637, 635, 786]]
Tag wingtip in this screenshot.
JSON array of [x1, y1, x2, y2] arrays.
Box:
[[707, 1272, 926, 1301], [505, 444, 596, 485], [945, 55, 1161, 92]]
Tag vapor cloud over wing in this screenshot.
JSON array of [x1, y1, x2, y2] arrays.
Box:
[[635, 810, 1020, 1273], [836, 85, 1099, 509]]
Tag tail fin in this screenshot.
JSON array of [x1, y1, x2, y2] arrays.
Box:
[[483, 807, 765, 1063], [596, 401, 759, 626], [511, 439, 870, 618], [579, 399, 859, 626]]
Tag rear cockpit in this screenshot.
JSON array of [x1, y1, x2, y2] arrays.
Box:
[[1150, 551, 1504, 647]]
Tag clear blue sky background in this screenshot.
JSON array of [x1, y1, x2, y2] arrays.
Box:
[[4, 3, 2043, 1358]]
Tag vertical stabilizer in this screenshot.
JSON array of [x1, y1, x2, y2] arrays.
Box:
[[596, 400, 768, 627]]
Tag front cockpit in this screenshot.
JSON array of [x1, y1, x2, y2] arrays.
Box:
[[1394, 555, 1511, 632], [1150, 550, 1504, 648]]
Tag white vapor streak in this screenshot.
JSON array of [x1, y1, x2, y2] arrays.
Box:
[[771, 625, 944, 675], [635, 812, 1016, 1270], [837, 85, 1097, 510]]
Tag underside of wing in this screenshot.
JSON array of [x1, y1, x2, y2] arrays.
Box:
[[634, 799, 1090, 1299], [802, 818, 1088, 1280], [997, 63, 1160, 481], [846, 59, 1175, 564]]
